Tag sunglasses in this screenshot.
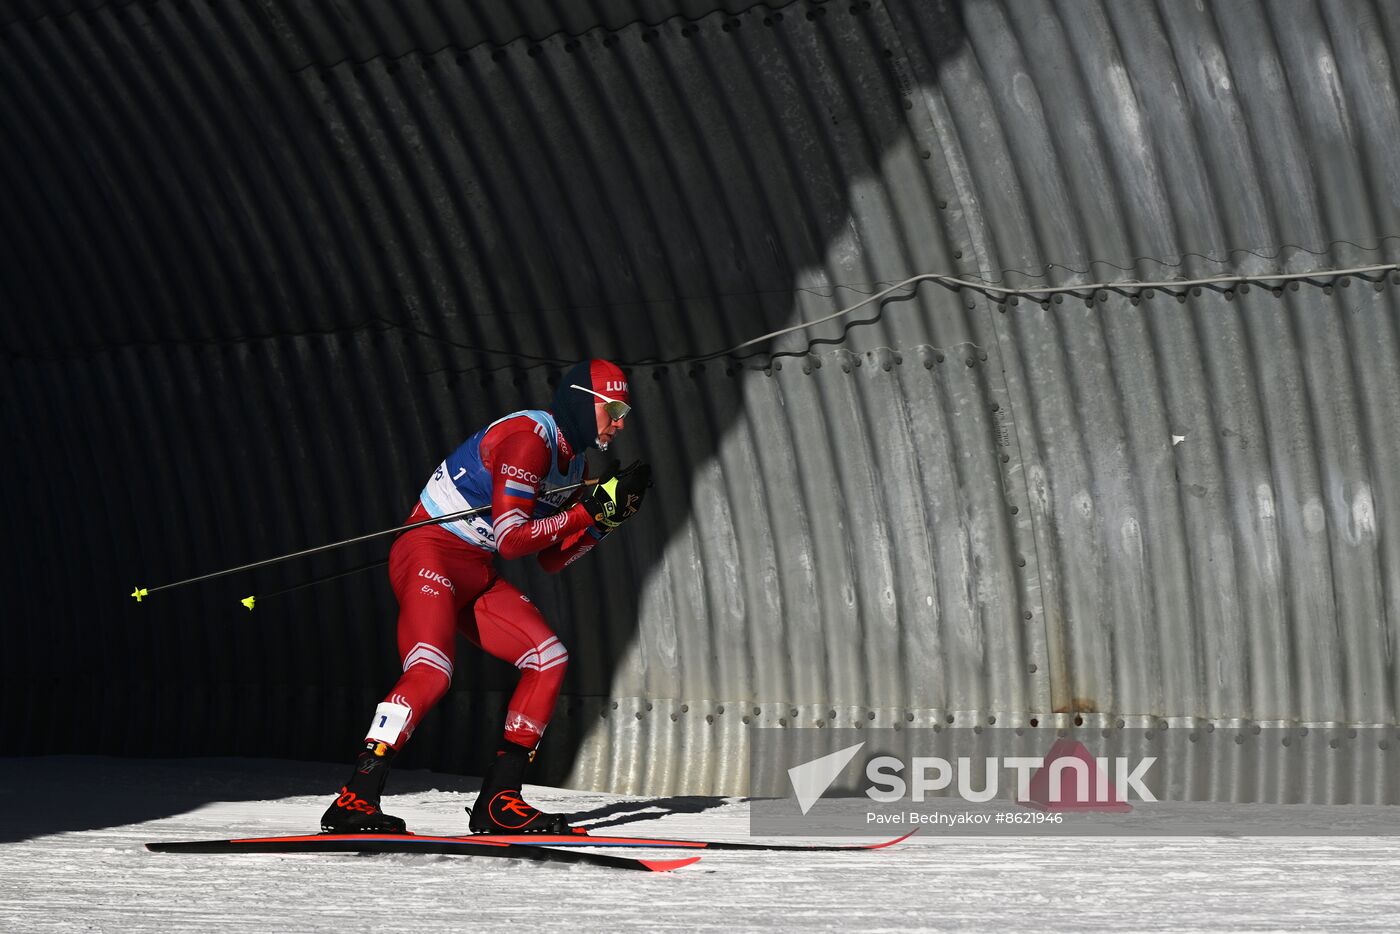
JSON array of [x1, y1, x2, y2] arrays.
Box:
[[570, 384, 631, 422]]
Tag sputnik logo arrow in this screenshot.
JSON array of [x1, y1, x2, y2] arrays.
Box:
[[787, 741, 865, 815]]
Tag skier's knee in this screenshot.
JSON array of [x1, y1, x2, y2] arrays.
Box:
[[516, 635, 568, 676]]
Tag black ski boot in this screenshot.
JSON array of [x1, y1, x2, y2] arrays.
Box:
[[468, 743, 573, 835], [321, 741, 408, 834]]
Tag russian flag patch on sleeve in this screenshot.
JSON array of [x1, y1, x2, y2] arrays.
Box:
[[503, 478, 535, 500]]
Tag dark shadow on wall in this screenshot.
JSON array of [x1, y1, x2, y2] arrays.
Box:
[[0, 0, 966, 841]]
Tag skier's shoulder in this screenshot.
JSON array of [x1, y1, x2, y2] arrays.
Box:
[[480, 410, 554, 474], [481, 409, 554, 447]]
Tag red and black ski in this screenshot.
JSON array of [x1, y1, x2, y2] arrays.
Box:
[[145, 833, 699, 873], [145, 828, 913, 866], [468, 828, 917, 852]]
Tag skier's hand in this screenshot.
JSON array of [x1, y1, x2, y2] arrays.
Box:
[[581, 460, 652, 533]]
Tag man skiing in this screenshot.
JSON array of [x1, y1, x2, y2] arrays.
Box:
[[321, 359, 650, 835]]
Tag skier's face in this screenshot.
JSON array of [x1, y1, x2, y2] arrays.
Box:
[[568, 381, 630, 451], [595, 401, 626, 449]]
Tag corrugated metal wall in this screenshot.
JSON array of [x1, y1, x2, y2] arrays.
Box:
[[3, 0, 1398, 800]]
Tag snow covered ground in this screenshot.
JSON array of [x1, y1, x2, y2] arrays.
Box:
[[4, 756, 1400, 932]]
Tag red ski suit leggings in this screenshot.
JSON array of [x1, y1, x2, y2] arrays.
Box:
[[376, 506, 567, 750]]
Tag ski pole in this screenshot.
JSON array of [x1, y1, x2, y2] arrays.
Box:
[[238, 556, 388, 611], [234, 481, 593, 611], [236, 479, 601, 611], [131, 478, 595, 604]]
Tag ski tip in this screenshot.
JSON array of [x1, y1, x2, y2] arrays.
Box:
[[639, 855, 703, 872], [866, 828, 920, 850]]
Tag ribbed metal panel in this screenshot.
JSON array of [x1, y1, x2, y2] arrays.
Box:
[[895, 0, 1400, 732], [3, 0, 1399, 800]]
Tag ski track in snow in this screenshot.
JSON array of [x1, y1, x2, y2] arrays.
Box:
[[4, 757, 1400, 932]]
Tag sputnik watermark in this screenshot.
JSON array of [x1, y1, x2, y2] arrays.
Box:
[[864, 754, 1157, 804], [784, 740, 1155, 813], [752, 726, 1400, 836]]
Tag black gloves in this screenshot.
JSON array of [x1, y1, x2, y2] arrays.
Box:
[[580, 460, 652, 534]]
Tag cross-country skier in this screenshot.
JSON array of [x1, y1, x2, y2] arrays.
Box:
[[321, 359, 650, 835]]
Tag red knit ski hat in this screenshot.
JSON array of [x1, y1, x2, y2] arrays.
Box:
[[589, 359, 629, 407]]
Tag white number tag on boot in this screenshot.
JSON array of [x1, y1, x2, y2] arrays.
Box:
[[365, 702, 411, 745]]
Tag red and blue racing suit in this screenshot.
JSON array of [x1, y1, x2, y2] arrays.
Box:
[[375, 409, 603, 750]]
